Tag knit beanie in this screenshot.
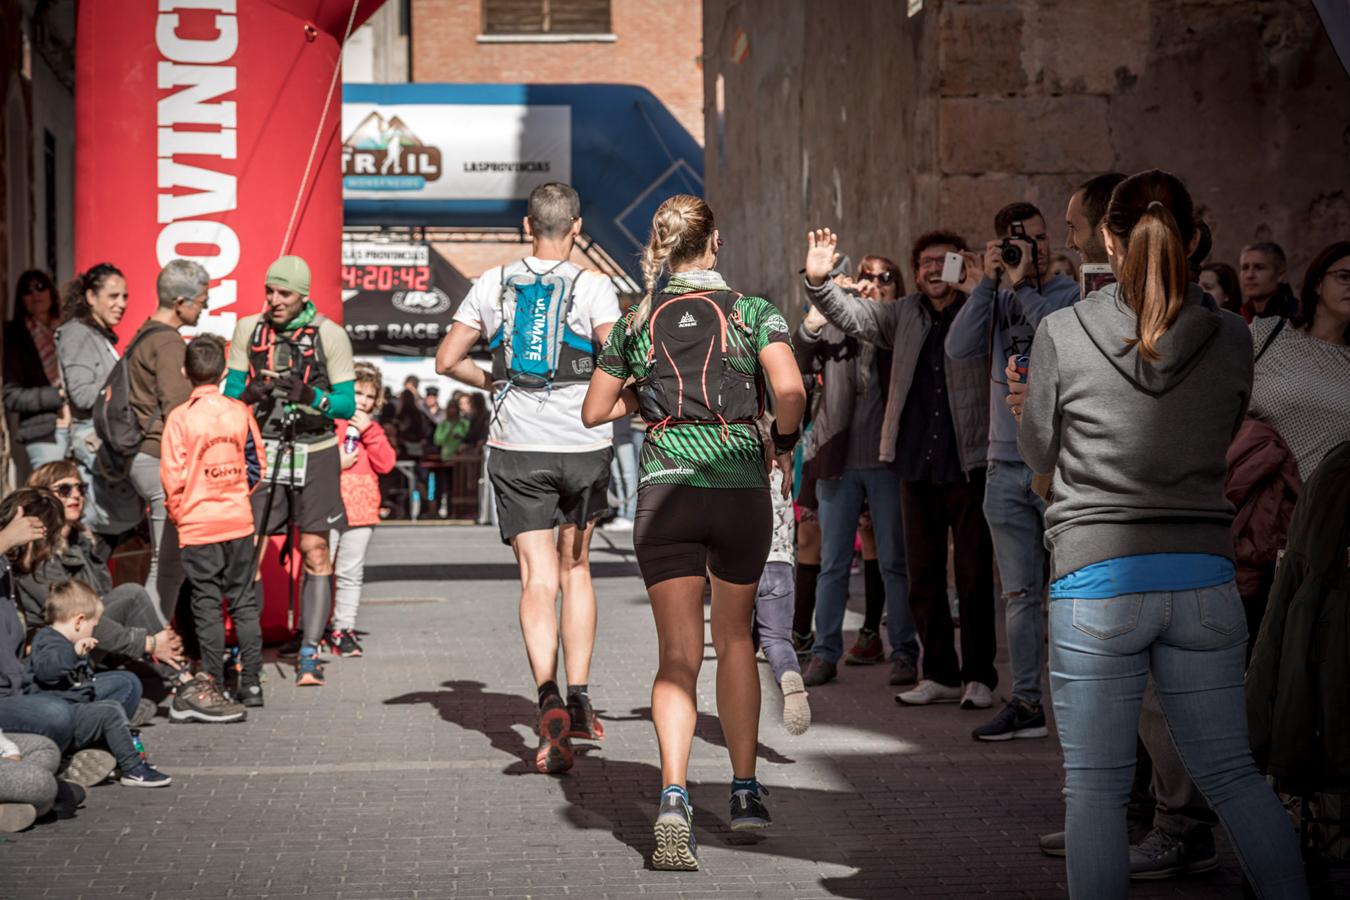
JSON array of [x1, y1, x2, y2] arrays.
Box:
[[265, 255, 311, 296]]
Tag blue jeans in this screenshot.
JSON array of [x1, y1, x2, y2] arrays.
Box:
[[812, 467, 918, 664], [610, 435, 639, 520], [0, 694, 76, 749], [753, 561, 799, 683], [1051, 581, 1307, 900], [23, 427, 69, 470], [93, 670, 143, 720], [983, 459, 1047, 705]]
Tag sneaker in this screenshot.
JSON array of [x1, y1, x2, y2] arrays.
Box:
[[652, 790, 698, 871], [972, 700, 1049, 741], [331, 629, 363, 658], [960, 682, 994, 710], [129, 697, 158, 728], [1129, 827, 1218, 880], [0, 803, 37, 833], [119, 761, 172, 788], [843, 628, 885, 665], [603, 516, 634, 532], [171, 673, 247, 723], [729, 783, 771, 831], [791, 629, 814, 662], [535, 694, 574, 774], [566, 691, 605, 741], [1039, 830, 1067, 858], [239, 679, 265, 708], [802, 656, 837, 687], [62, 749, 115, 787], [888, 656, 919, 687], [779, 671, 811, 736], [296, 648, 325, 687], [895, 679, 963, 705]]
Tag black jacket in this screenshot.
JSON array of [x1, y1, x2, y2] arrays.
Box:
[[23, 626, 96, 703], [0, 559, 27, 698], [2, 318, 63, 445], [1245, 440, 1350, 793]]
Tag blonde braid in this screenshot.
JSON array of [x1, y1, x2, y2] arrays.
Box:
[[630, 196, 714, 330]]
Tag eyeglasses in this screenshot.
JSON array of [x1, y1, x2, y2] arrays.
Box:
[[1324, 269, 1350, 286], [857, 270, 896, 285], [52, 482, 88, 499]]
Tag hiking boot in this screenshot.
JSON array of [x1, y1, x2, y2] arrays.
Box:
[[888, 656, 919, 686], [972, 700, 1049, 741], [1129, 827, 1218, 880], [0, 804, 37, 833], [535, 694, 574, 774], [1039, 830, 1067, 858], [895, 679, 962, 706], [791, 629, 814, 662], [843, 628, 884, 665], [566, 691, 605, 741], [779, 671, 811, 736], [802, 656, 837, 687], [62, 749, 115, 787], [960, 682, 994, 710], [331, 629, 363, 658], [239, 678, 264, 708], [119, 761, 172, 788], [652, 790, 698, 871], [171, 673, 247, 723], [129, 698, 158, 728], [296, 648, 325, 687], [729, 782, 771, 831]]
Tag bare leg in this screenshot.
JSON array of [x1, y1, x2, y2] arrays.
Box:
[[557, 521, 598, 687], [709, 573, 761, 780], [649, 575, 707, 788], [511, 529, 562, 686]]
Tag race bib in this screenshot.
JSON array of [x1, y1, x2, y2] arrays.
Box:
[[263, 439, 309, 487]]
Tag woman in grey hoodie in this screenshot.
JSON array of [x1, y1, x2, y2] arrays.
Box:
[[1015, 171, 1307, 899]]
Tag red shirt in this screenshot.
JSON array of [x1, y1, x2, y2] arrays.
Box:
[[336, 417, 396, 527]]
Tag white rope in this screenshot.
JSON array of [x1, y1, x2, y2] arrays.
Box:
[[279, 0, 362, 257]]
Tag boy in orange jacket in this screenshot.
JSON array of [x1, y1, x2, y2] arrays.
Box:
[[161, 335, 267, 716]]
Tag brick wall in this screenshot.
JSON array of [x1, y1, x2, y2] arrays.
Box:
[[412, 0, 704, 143], [704, 0, 1350, 325]]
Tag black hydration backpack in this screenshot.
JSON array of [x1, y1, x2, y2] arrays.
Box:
[[93, 325, 170, 457], [632, 290, 763, 428]]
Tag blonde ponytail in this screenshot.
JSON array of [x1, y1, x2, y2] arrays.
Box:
[[631, 195, 716, 330]]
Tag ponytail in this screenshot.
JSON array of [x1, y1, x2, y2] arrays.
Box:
[[631, 195, 716, 330], [1103, 171, 1195, 363]]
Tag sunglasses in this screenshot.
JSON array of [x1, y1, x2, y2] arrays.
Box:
[[53, 482, 88, 499], [25, 280, 52, 294], [857, 270, 896, 285]]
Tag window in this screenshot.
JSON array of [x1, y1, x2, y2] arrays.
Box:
[[482, 0, 611, 37]]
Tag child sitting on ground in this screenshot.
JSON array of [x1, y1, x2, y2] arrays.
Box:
[[23, 580, 171, 787]]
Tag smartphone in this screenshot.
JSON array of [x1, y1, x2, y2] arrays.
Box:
[[941, 251, 965, 284], [1081, 263, 1116, 297]]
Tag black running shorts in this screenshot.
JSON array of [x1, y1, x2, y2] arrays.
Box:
[[252, 443, 347, 535], [634, 483, 772, 588], [487, 447, 613, 543]]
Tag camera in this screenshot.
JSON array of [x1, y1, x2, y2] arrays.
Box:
[[999, 220, 1035, 269]]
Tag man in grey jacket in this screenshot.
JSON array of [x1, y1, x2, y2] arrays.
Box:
[[804, 228, 998, 710]]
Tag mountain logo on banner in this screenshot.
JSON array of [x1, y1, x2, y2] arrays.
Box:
[[342, 112, 443, 191]]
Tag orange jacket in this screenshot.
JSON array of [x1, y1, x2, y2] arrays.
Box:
[[161, 384, 265, 547]]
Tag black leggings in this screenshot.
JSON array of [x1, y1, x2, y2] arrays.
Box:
[[633, 483, 772, 588]]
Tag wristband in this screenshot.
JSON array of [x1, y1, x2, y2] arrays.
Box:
[[770, 421, 800, 454]]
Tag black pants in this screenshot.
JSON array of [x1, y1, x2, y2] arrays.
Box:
[[180, 537, 261, 684], [900, 471, 997, 689]]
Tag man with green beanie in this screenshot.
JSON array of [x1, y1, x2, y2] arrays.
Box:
[[224, 255, 356, 689]]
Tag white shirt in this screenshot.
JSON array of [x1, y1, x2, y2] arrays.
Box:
[[453, 257, 621, 453]]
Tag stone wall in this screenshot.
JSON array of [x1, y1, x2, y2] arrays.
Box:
[[703, 0, 1350, 323]]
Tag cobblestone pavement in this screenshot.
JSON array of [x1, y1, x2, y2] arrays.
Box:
[[1, 525, 1245, 899]]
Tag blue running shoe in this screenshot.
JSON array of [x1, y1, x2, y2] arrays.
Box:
[[652, 789, 698, 870]]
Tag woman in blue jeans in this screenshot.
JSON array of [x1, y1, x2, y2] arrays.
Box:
[[1011, 170, 1307, 899]]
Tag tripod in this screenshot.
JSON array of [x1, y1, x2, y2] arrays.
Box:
[[248, 408, 304, 644]]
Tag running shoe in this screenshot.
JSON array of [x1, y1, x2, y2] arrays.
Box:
[[331, 629, 364, 658], [729, 782, 772, 831], [62, 749, 115, 787], [843, 628, 884, 665], [535, 694, 574, 774], [296, 648, 325, 687], [170, 673, 247, 723], [971, 699, 1049, 741], [652, 790, 698, 871], [119, 761, 172, 788], [566, 692, 605, 741]]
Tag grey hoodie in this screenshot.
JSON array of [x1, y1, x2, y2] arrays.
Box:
[[1018, 282, 1253, 581]]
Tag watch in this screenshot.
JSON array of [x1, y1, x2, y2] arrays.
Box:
[[316, 392, 331, 413]]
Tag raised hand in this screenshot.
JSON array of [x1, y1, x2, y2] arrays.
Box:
[[74, 637, 98, 657], [0, 506, 46, 555], [805, 228, 840, 286]]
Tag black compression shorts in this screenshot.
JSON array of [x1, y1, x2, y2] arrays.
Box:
[[633, 483, 772, 588]]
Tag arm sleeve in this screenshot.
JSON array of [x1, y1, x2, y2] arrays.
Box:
[[314, 381, 355, 420], [223, 317, 253, 399], [27, 641, 80, 686], [1012, 281, 1078, 331], [597, 315, 632, 379], [2, 383, 62, 415], [223, 368, 248, 400], [91, 614, 146, 660], [160, 413, 187, 523], [1017, 322, 1062, 476], [153, 338, 191, 419], [945, 278, 999, 359], [360, 417, 398, 474], [58, 329, 105, 411], [802, 278, 899, 349], [793, 323, 826, 375]]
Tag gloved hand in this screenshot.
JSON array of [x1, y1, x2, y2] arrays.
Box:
[[238, 378, 272, 406], [274, 374, 317, 406]]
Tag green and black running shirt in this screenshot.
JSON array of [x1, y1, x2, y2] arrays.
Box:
[[598, 271, 791, 490]]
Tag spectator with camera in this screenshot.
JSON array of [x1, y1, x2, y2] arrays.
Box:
[[793, 251, 920, 689], [945, 200, 1078, 742]]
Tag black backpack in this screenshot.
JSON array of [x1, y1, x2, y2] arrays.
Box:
[[93, 324, 172, 457], [633, 290, 763, 427]]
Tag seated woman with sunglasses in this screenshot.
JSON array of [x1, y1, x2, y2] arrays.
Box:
[[17, 462, 184, 678]]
